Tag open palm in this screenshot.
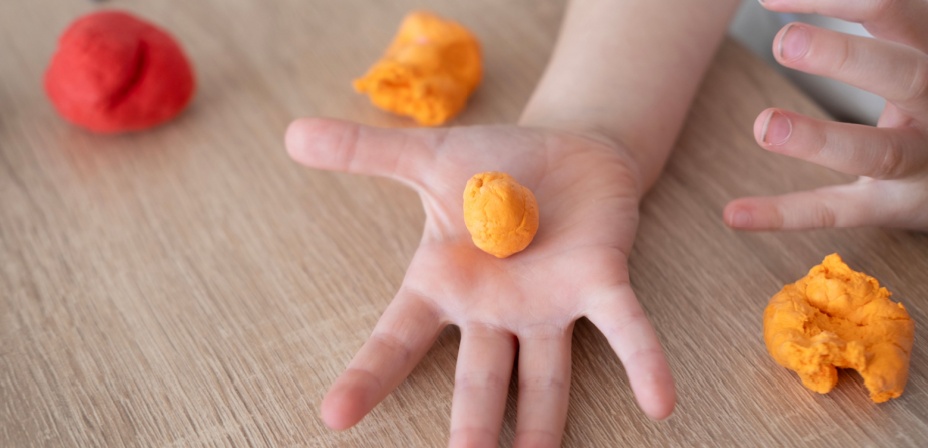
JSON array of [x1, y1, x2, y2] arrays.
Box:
[[286, 118, 675, 447]]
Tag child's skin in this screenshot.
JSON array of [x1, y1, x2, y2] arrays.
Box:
[[285, 0, 928, 446], [725, 0, 928, 230]]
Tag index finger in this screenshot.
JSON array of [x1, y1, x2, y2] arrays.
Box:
[[321, 290, 446, 430]]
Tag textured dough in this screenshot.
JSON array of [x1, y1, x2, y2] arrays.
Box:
[[463, 172, 538, 258], [354, 11, 481, 126], [763, 254, 915, 403], [44, 11, 195, 133]]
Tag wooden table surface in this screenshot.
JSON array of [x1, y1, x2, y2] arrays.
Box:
[[2, 0, 926, 446]]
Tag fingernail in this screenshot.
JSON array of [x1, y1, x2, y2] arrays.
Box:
[[730, 210, 752, 228], [761, 111, 792, 146], [778, 24, 810, 61]]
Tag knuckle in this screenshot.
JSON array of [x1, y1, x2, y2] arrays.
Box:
[[904, 56, 928, 103], [625, 347, 667, 367], [770, 203, 786, 229], [520, 323, 568, 340], [455, 371, 511, 393], [832, 37, 854, 74], [513, 429, 561, 447], [913, 192, 928, 225], [369, 331, 412, 362], [599, 307, 647, 341], [809, 203, 838, 228], [868, 0, 899, 21], [449, 427, 497, 448], [343, 367, 384, 390], [875, 136, 905, 178], [342, 124, 362, 170], [808, 122, 831, 159], [518, 373, 568, 392]]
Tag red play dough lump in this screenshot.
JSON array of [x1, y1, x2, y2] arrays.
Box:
[[45, 11, 195, 133]]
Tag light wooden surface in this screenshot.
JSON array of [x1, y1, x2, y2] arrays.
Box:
[[2, 0, 927, 446]]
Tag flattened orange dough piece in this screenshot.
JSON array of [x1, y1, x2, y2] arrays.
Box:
[[763, 254, 915, 403], [463, 172, 538, 258], [354, 11, 481, 126]]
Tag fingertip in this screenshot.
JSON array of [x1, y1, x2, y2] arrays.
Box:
[[726, 197, 791, 230], [284, 118, 309, 161], [286, 117, 361, 165], [753, 108, 775, 145], [640, 386, 676, 422], [320, 385, 366, 431], [644, 390, 676, 422], [759, 1, 791, 14], [629, 357, 676, 421], [773, 22, 806, 63], [285, 117, 324, 161], [723, 201, 756, 229], [756, 108, 798, 149]]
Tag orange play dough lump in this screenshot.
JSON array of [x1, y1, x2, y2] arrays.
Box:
[[463, 172, 539, 258], [353, 11, 481, 126], [763, 254, 915, 403]]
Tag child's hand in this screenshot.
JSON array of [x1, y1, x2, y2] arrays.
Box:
[[286, 118, 675, 447], [725, 0, 928, 231]]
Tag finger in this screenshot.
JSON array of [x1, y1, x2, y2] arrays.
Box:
[[447, 325, 517, 448], [513, 325, 573, 448], [724, 182, 905, 229], [754, 108, 928, 179], [285, 117, 438, 182], [585, 286, 675, 420], [320, 290, 445, 430], [772, 23, 928, 115], [760, 0, 928, 52]]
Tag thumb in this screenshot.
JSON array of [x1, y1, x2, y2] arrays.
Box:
[[285, 118, 434, 182]]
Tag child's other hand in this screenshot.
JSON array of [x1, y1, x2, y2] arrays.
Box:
[[286, 119, 674, 447], [725, 0, 928, 231]]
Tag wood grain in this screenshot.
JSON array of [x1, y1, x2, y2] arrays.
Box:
[[2, 0, 926, 446]]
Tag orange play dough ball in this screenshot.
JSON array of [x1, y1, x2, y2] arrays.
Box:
[[463, 172, 539, 258], [763, 254, 915, 403]]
